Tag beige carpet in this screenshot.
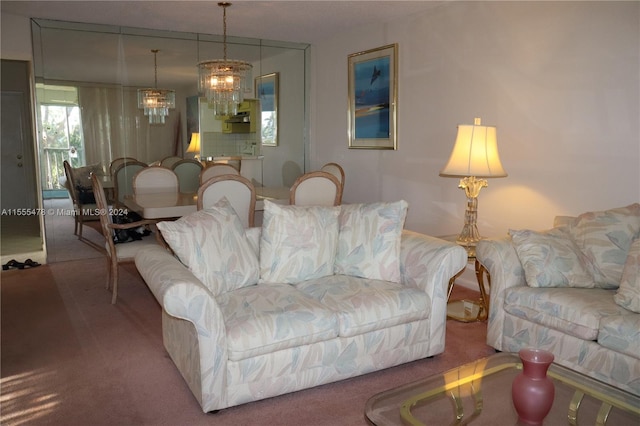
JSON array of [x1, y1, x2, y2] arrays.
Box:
[[42, 198, 105, 263], [1, 255, 494, 426]]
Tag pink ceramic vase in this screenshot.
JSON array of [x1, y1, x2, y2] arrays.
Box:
[[512, 348, 555, 425]]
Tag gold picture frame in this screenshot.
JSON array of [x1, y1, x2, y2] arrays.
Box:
[[347, 43, 398, 150], [255, 72, 279, 147]]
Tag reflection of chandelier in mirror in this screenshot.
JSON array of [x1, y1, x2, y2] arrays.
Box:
[[137, 49, 176, 124], [198, 2, 252, 117]]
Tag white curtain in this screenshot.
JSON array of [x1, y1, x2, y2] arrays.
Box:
[[78, 85, 181, 172]]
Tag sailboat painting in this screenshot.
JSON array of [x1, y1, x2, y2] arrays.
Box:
[[348, 44, 397, 149]]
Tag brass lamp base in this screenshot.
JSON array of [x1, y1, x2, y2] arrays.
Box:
[[454, 176, 488, 258]]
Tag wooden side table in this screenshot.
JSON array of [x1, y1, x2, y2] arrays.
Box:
[[442, 236, 491, 322]]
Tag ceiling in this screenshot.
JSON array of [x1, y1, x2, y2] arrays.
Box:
[[2, 0, 443, 45]]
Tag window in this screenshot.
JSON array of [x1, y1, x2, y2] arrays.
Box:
[[37, 85, 85, 190]]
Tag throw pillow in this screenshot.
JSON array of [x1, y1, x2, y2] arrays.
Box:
[[259, 199, 340, 284], [157, 197, 259, 295], [614, 238, 640, 313], [334, 200, 408, 283], [510, 227, 598, 288], [569, 203, 640, 288]]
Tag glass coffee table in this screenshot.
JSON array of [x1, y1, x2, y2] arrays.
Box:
[[365, 353, 640, 425]]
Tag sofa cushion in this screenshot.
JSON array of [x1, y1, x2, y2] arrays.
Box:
[[334, 200, 408, 283], [157, 197, 259, 296], [597, 315, 640, 360], [217, 283, 339, 361], [503, 287, 631, 340], [509, 228, 598, 288], [259, 200, 340, 284], [568, 203, 640, 288], [614, 238, 640, 313], [295, 274, 430, 338]]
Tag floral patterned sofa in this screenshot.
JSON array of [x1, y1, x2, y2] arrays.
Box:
[[135, 199, 467, 412], [477, 203, 640, 396]]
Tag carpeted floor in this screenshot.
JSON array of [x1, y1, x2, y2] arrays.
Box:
[[1, 255, 494, 426], [42, 198, 106, 263]]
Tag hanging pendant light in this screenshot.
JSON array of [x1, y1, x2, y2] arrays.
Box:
[[137, 49, 176, 125], [198, 2, 252, 117]]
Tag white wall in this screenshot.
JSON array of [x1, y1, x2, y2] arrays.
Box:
[[311, 1, 640, 239]]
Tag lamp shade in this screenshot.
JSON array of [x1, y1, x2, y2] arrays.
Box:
[[440, 118, 507, 178], [187, 133, 201, 154]]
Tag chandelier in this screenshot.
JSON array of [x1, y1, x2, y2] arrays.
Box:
[[137, 49, 176, 124], [198, 2, 252, 116]]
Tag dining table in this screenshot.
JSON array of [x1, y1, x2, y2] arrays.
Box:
[[123, 186, 290, 220]]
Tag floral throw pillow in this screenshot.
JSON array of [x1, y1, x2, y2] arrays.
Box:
[[614, 238, 640, 313], [259, 200, 340, 284], [157, 197, 259, 296], [510, 227, 598, 288], [334, 200, 408, 283], [569, 203, 640, 288]]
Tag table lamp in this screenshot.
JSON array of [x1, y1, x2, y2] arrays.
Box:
[[440, 118, 507, 256], [186, 133, 201, 160]]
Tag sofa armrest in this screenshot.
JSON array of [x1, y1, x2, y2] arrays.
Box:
[[476, 236, 527, 350], [135, 245, 229, 409], [400, 230, 468, 352]]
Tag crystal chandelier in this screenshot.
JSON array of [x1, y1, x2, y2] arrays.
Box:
[[198, 2, 252, 116], [137, 49, 176, 125]]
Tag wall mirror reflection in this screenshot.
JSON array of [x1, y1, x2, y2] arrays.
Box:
[[32, 19, 308, 191], [29, 18, 309, 259]]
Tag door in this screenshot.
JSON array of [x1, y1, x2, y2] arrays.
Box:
[[1, 59, 41, 259], [1, 91, 35, 210]]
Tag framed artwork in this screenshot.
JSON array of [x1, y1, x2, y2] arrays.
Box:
[[255, 72, 279, 146], [347, 43, 398, 150]]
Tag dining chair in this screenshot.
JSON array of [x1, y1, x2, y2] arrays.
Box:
[[160, 155, 183, 169], [320, 162, 345, 203], [133, 166, 179, 195], [109, 157, 137, 178], [63, 160, 99, 239], [91, 174, 157, 304], [197, 174, 256, 228], [113, 160, 148, 206], [171, 159, 204, 193], [289, 171, 342, 206], [199, 163, 240, 184]]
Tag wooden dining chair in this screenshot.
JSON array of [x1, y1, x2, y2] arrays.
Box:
[[320, 162, 345, 203], [133, 166, 179, 195], [197, 174, 256, 228], [171, 159, 203, 193], [63, 160, 99, 239], [199, 163, 240, 184], [91, 174, 157, 304], [289, 171, 342, 206], [113, 160, 148, 206]]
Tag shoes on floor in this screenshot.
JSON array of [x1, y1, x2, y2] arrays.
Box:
[[2, 259, 41, 270], [18, 259, 41, 269], [2, 259, 21, 270]]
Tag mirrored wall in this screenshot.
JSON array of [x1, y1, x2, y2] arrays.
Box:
[[31, 18, 309, 190]]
